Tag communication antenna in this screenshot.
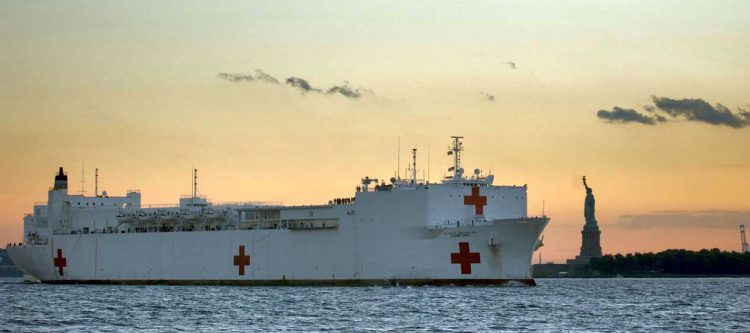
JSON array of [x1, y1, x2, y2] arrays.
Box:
[[94, 168, 99, 197], [397, 137, 401, 180], [193, 168, 198, 198], [79, 162, 87, 195], [542, 200, 546, 217], [741, 225, 749, 253], [410, 148, 418, 183], [427, 143, 430, 183]]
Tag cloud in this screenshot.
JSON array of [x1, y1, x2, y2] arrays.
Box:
[[480, 91, 495, 102], [218, 69, 372, 100], [651, 96, 750, 128], [325, 81, 372, 99], [597, 107, 664, 125], [217, 70, 280, 84], [285, 77, 321, 93], [596, 96, 750, 128], [505, 61, 516, 69], [615, 210, 750, 229]]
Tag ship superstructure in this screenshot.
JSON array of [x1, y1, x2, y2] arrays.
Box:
[[8, 137, 548, 285]]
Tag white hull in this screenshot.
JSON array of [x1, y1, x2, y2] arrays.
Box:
[[9, 216, 546, 285]]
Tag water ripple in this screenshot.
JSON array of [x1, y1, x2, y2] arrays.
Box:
[[1, 278, 749, 332]]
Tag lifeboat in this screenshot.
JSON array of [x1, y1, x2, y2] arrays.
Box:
[[136, 211, 158, 228], [158, 210, 180, 227], [116, 212, 137, 225]]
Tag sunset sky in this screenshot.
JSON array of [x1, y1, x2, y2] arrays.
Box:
[[1, 1, 749, 262]]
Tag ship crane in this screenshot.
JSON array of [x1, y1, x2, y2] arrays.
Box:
[[741, 225, 749, 253]]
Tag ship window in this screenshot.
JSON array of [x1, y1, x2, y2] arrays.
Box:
[[77, 202, 80, 206], [309, 211, 314, 217]]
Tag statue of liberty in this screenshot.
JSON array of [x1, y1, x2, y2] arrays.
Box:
[[582, 176, 597, 227], [567, 175, 603, 265]]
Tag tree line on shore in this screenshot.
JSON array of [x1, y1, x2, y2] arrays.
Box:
[[589, 249, 750, 275]]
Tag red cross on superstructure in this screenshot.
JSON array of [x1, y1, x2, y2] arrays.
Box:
[[53, 249, 67, 276], [233, 245, 251, 276], [450, 242, 480, 275], [464, 185, 487, 215]]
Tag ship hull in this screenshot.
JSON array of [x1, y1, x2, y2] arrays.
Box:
[[7, 217, 547, 285]]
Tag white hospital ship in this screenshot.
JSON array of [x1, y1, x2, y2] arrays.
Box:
[[7, 137, 548, 285]]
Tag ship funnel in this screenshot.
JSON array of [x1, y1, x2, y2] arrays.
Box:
[[53, 167, 68, 191]]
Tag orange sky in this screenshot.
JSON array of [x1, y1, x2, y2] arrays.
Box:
[[1, 2, 749, 262]]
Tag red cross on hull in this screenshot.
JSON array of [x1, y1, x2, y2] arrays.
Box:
[[53, 249, 67, 276], [451, 242, 481, 274], [233, 245, 251, 276], [464, 186, 487, 215]]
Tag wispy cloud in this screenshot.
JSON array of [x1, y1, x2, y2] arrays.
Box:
[[218, 70, 371, 100], [217, 70, 280, 84], [615, 210, 750, 229], [597, 107, 665, 125], [596, 96, 750, 128], [326, 82, 371, 99]]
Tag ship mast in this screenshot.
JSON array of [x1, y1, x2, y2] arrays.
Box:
[[410, 148, 417, 184], [448, 136, 464, 180], [192, 168, 198, 205], [95, 168, 99, 197]]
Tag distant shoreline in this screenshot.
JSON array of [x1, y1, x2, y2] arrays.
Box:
[[537, 274, 750, 278]]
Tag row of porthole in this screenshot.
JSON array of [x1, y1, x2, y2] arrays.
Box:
[[77, 202, 118, 207]]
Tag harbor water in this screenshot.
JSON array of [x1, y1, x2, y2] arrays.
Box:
[[1, 277, 748, 332]]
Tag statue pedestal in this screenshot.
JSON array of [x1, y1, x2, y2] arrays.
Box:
[[567, 225, 602, 265]]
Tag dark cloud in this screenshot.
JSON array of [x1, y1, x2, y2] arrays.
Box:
[[505, 61, 516, 69], [218, 70, 372, 100], [651, 96, 750, 128], [480, 91, 495, 102], [217, 70, 280, 84], [285, 77, 321, 93], [326, 82, 371, 99], [597, 96, 750, 128], [615, 210, 750, 229], [597, 107, 663, 125]]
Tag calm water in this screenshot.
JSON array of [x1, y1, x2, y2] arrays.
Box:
[[1, 278, 748, 332]]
